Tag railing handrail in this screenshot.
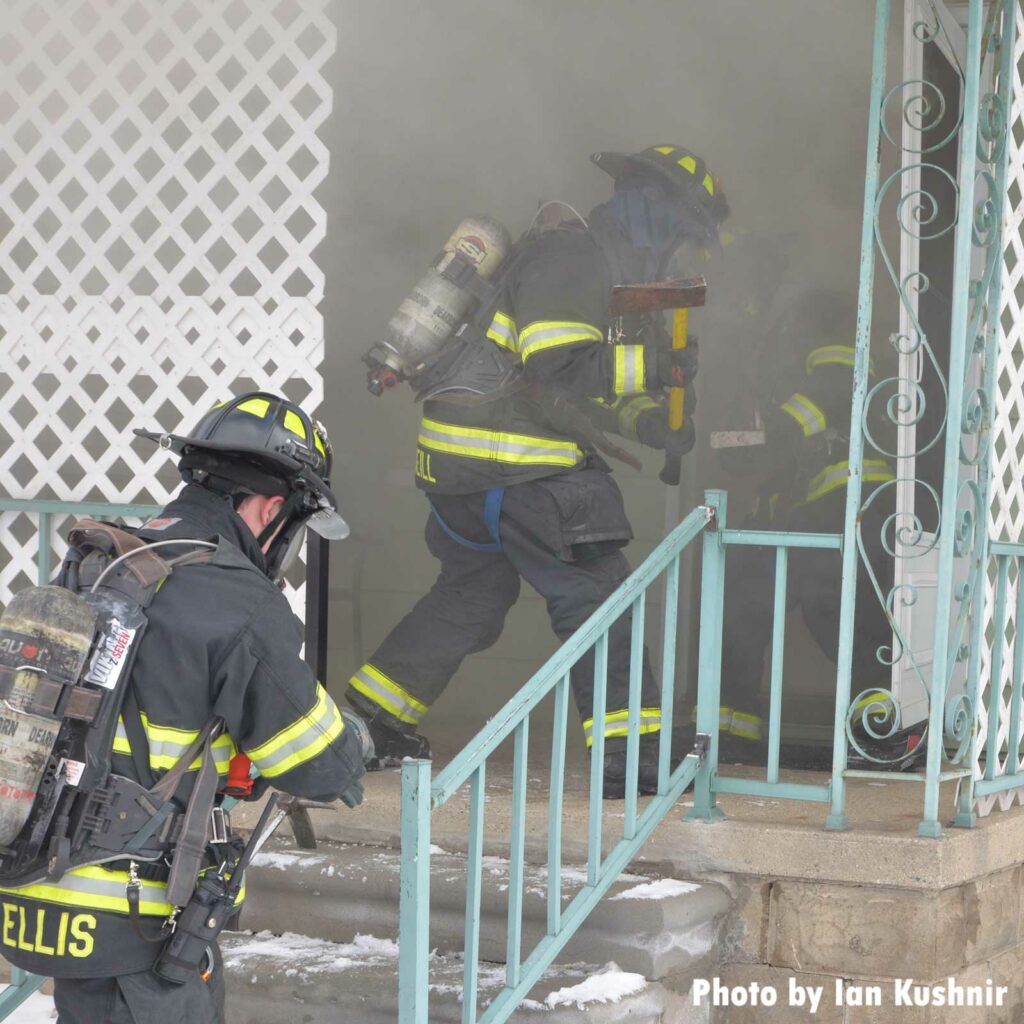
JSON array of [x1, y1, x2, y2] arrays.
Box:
[[430, 503, 713, 806], [0, 498, 162, 516]]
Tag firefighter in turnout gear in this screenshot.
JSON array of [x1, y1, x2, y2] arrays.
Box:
[[0, 393, 365, 1024], [347, 146, 729, 798], [715, 293, 913, 766]]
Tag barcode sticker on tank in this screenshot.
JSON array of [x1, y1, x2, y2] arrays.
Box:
[[83, 619, 136, 690], [60, 759, 85, 786]]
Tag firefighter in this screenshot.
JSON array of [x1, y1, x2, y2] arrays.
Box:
[[0, 393, 366, 1024], [346, 145, 729, 798], [714, 292, 912, 766]]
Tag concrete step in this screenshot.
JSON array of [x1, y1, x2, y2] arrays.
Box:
[[243, 839, 730, 981], [221, 930, 685, 1024]]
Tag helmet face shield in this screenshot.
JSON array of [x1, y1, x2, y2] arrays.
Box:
[[270, 521, 308, 582], [306, 505, 349, 540]]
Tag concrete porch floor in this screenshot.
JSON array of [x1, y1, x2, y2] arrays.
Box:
[[231, 758, 1024, 891]]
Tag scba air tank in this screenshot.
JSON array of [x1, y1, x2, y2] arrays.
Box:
[[0, 587, 96, 846], [366, 216, 512, 394]]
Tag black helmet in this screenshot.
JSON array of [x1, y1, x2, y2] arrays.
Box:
[[591, 144, 730, 234], [136, 391, 348, 552]]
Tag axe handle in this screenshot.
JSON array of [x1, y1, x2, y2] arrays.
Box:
[[660, 308, 688, 486]]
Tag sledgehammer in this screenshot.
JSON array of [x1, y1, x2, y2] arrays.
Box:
[[608, 276, 707, 485]]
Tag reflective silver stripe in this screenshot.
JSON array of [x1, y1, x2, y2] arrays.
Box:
[[519, 322, 603, 361], [418, 419, 582, 467], [0, 867, 173, 915], [805, 459, 894, 504], [486, 311, 518, 351], [780, 392, 826, 437], [581, 708, 662, 745], [112, 719, 235, 773], [618, 396, 659, 440], [350, 665, 426, 725], [729, 711, 762, 740], [805, 345, 875, 376], [613, 345, 645, 396], [247, 686, 345, 778]]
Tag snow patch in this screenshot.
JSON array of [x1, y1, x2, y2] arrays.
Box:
[[544, 963, 647, 1008], [249, 850, 326, 871], [223, 931, 398, 979], [610, 878, 700, 901]]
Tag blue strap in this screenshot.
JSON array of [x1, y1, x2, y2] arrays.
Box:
[[431, 486, 505, 553]]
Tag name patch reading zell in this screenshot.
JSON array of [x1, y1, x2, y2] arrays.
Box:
[[83, 619, 136, 690]]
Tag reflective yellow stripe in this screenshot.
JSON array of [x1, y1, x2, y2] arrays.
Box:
[[612, 345, 646, 396], [654, 145, 676, 155], [779, 392, 827, 438], [729, 710, 762, 741], [418, 417, 583, 468], [688, 705, 733, 728], [518, 320, 604, 361], [486, 310, 518, 352], [678, 155, 697, 174], [805, 345, 876, 377], [852, 690, 896, 722], [702, 173, 715, 196], [112, 714, 237, 773], [349, 663, 427, 726], [617, 396, 660, 441], [237, 397, 270, 418], [0, 866, 173, 917], [0, 866, 246, 917], [246, 684, 345, 778], [804, 459, 894, 504], [582, 707, 662, 747]]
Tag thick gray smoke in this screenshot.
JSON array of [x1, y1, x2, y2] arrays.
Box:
[[318, 0, 879, 747]]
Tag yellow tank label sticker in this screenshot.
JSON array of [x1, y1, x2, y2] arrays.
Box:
[[0, 903, 97, 958]]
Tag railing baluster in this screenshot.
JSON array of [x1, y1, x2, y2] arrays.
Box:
[[37, 512, 51, 585], [505, 718, 529, 989], [766, 547, 789, 784], [688, 490, 727, 823], [659, 555, 680, 794], [986, 555, 1010, 781], [1008, 561, 1024, 776], [588, 632, 609, 884], [547, 674, 570, 936], [462, 763, 486, 1024], [398, 759, 433, 1024], [624, 593, 646, 840]]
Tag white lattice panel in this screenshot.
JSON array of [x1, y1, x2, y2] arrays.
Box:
[[0, 0, 336, 612], [976, 0, 1024, 817]]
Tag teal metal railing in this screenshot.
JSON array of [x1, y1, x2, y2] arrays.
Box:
[[397, 501, 712, 1024], [970, 540, 1024, 805], [397, 489, 861, 1022], [0, 498, 162, 586], [0, 498, 160, 1019], [832, 0, 1019, 836]]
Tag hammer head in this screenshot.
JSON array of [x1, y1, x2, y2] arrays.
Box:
[[608, 276, 707, 316]]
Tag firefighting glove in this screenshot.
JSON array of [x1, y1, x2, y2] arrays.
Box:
[[634, 392, 697, 451], [646, 339, 699, 390]]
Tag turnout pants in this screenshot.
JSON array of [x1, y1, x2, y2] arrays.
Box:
[[53, 946, 225, 1024], [719, 491, 893, 741], [348, 468, 661, 747]]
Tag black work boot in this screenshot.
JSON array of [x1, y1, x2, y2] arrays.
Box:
[[601, 733, 661, 800], [346, 692, 432, 770]]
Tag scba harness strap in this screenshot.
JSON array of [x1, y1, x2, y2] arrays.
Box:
[[430, 486, 506, 553]]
